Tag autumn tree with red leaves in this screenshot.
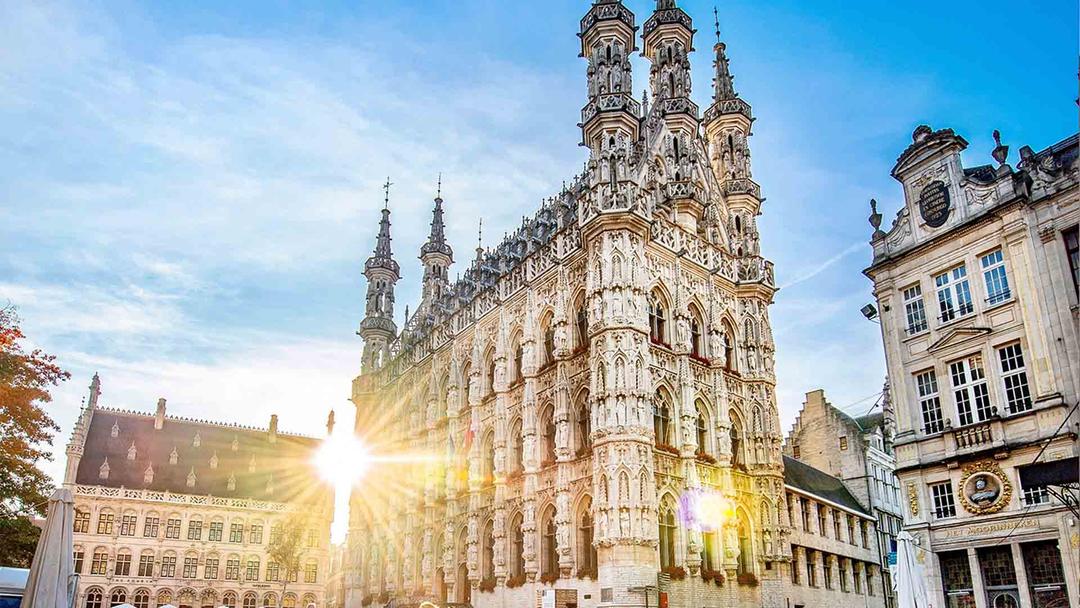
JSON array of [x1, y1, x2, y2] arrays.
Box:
[[0, 305, 69, 566]]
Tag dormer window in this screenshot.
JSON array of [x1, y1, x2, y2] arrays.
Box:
[[209, 452, 219, 469], [111, 421, 120, 438], [266, 475, 275, 495], [227, 474, 236, 491], [99, 458, 110, 480], [143, 464, 154, 484], [249, 455, 256, 473], [232, 436, 239, 451], [186, 468, 197, 488], [169, 447, 179, 465], [127, 442, 137, 461], [192, 432, 201, 448]]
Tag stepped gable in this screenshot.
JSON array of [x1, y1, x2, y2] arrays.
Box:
[[783, 455, 869, 515], [75, 408, 328, 505]]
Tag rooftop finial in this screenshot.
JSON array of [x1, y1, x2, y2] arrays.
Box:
[[714, 5, 721, 44], [436, 173, 443, 200], [382, 177, 393, 210], [476, 218, 484, 260]]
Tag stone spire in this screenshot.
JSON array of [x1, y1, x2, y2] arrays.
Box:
[[711, 7, 737, 103], [579, 0, 640, 155], [642, 0, 696, 105], [419, 175, 453, 310], [87, 372, 101, 409], [360, 178, 401, 373]]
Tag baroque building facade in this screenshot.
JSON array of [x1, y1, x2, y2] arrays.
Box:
[[864, 126, 1079, 608], [64, 375, 334, 608], [344, 2, 796, 606], [784, 388, 903, 608]]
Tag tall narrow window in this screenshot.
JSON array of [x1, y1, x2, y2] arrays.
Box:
[[690, 308, 705, 359], [659, 506, 677, 568], [543, 322, 555, 367], [91, 551, 108, 575], [722, 321, 736, 370], [73, 550, 84, 574], [540, 407, 556, 466], [930, 482, 956, 519], [74, 510, 89, 534], [579, 508, 597, 576], [950, 355, 992, 426], [481, 521, 494, 580], [939, 550, 974, 605], [576, 304, 589, 350], [998, 343, 1032, 414], [737, 514, 752, 575], [648, 293, 667, 345], [701, 531, 717, 570], [980, 249, 1011, 304], [1064, 226, 1079, 294], [903, 284, 928, 334], [510, 514, 524, 579], [577, 401, 591, 453], [916, 370, 944, 434], [730, 414, 744, 467], [513, 344, 523, 383], [653, 395, 671, 446], [935, 265, 974, 322], [120, 514, 137, 536], [542, 509, 558, 577], [160, 555, 176, 578], [806, 551, 817, 587], [510, 419, 523, 474], [138, 553, 154, 577], [695, 408, 708, 455], [96, 513, 114, 535], [114, 552, 132, 576]]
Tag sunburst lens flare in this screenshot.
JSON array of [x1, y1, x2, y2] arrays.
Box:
[[315, 434, 372, 487]]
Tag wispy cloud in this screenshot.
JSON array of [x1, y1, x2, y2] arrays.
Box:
[[778, 240, 869, 291]]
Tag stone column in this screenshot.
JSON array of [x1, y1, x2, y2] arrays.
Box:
[[1010, 543, 1033, 608], [966, 547, 988, 608]]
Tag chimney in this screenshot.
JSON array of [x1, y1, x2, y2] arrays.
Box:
[[269, 414, 278, 443], [155, 398, 166, 430]]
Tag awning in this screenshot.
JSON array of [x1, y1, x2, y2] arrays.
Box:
[[1019, 457, 1079, 487]]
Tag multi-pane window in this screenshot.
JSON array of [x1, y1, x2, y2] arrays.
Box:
[[817, 507, 827, 536], [998, 343, 1032, 413], [839, 558, 849, 592], [866, 565, 875, 595], [861, 521, 869, 548], [306, 528, 318, 548], [73, 550, 84, 574], [74, 510, 90, 534], [187, 519, 203, 541], [823, 554, 833, 588], [120, 514, 136, 536], [269, 525, 281, 545], [165, 518, 181, 539], [853, 562, 863, 594], [1022, 540, 1070, 608], [304, 562, 318, 584], [245, 559, 260, 581], [847, 515, 856, 545], [138, 554, 154, 577], [225, 559, 240, 581], [791, 549, 800, 584], [916, 370, 944, 434], [801, 499, 812, 531], [143, 517, 159, 538], [204, 558, 219, 580], [183, 556, 198, 578], [931, 482, 957, 519], [950, 355, 992, 426], [806, 551, 817, 587], [903, 284, 928, 334], [267, 562, 280, 582], [209, 521, 223, 542], [1021, 477, 1050, 506], [832, 513, 842, 540], [1064, 227, 1079, 293], [935, 265, 974, 322], [249, 525, 263, 544], [160, 555, 176, 578], [115, 553, 131, 576], [230, 523, 244, 543], [980, 249, 1011, 304], [97, 513, 114, 535], [91, 551, 109, 575]]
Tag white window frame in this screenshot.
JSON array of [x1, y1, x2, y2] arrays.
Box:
[[916, 370, 944, 435], [935, 265, 974, 323], [930, 481, 956, 519], [949, 354, 993, 426], [997, 342, 1032, 414], [980, 249, 1011, 305], [903, 284, 928, 335]]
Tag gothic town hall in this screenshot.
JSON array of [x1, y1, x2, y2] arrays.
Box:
[[343, 2, 870, 607]]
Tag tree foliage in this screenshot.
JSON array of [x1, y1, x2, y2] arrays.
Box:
[[0, 305, 69, 565], [267, 513, 310, 607]]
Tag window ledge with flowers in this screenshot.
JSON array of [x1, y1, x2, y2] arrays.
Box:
[[661, 566, 687, 581], [690, 353, 710, 366], [695, 450, 717, 465], [506, 574, 526, 589], [737, 572, 759, 587], [539, 572, 560, 584], [360, 596, 372, 607], [377, 592, 390, 604], [700, 569, 725, 586], [654, 443, 680, 456], [576, 567, 597, 580], [478, 577, 496, 592]]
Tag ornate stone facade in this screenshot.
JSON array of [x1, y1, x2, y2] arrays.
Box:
[[865, 126, 1079, 608], [64, 376, 334, 608], [344, 2, 794, 607]]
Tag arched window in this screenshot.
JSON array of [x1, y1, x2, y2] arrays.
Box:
[[721, 320, 736, 371], [261, 593, 276, 608], [737, 512, 753, 575], [541, 507, 558, 577], [653, 390, 671, 446], [157, 591, 173, 608], [512, 342, 523, 384], [509, 513, 524, 580], [540, 406, 556, 466], [578, 498, 597, 576], [481, 520, 495, 580], [481, 431, 495, 486], [85, 588, 103, 608], [509, 419, 523, 474], [575, 296, 589, 350], [461, 363, 472, 408], [222, 592, 237, 608], [730, 410, 745, 468], [486, 354, 496, 397], [301, 594, 316, 608], [242, 593, 257, 608], [648, 292, 668, 345], [109, 588, 126, 608], [576, 396, 591, 454], [659, 504, 677, 568], [541, 314, 556, 367], [689, 305, 705, 359], [456, 530, 470, 603], [701, 530, 718, 570], [695, 403, 709, 455], [282, 594, 296, 608]]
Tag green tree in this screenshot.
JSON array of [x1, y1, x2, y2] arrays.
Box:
[[0, 305, 68, 566], [267, 513, 310, 608]]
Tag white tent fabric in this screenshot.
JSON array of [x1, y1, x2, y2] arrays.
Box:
[[19, 487, 75, 608], [894, 530, 932, 608], [111, 604, 137, 608]]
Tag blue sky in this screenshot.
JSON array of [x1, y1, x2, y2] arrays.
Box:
[[2, 0, 1075, 537]]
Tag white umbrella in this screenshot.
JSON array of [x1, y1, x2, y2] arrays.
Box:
[[112, 604, 137, 608], [894, 530, 932, 608], [20, 488, 75, 608]]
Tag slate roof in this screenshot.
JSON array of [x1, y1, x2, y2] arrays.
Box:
[[853, 412, 884, 433], [76, 408, 330, 506], [783, 455, 869, 516]]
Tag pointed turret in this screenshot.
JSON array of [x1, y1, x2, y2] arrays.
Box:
[[642, 0, 698, 126], [419, 176, 453, 311], [359, 178, 401, 373], [579, 0, 640, 155]]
